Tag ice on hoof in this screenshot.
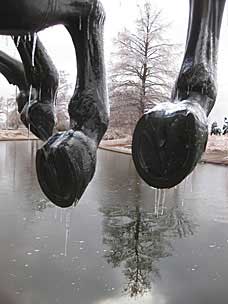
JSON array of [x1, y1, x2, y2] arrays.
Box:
[[36, 130, 97, 208], [132, 101, 208, 189]]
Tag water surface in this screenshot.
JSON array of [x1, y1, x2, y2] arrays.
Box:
[[0, 141, 228, 304]]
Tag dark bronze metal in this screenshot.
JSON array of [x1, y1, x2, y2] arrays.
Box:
[[0, 0, 226, 205], [0, 0, 109, 207], [132, 0, 226, 189]]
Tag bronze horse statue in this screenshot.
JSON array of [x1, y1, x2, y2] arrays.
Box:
[[0, 0, 108, 208], [132, 0, 226, 188], [0, 0, 225, 207]]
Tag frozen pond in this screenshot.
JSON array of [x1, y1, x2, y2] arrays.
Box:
[[1, 141, 228, 303]]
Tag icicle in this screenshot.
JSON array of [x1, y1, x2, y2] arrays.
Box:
[[50, 89, 53, 102], [64, 221, 70, 256], [189, 173, 193, 193], [156, 189, 161, 218], [161, 189, 166, 216], [54, 90, 58, 106], [176, 90, 179, 100], [187, 85, 190, 96], [27, 85, 33, 139], [60, 208, 63, 223], [39, 87, 42, 101], [73, 199, 79, 208], [16, 36, 21, 47], [54, 207, 58, 220], [28, 32, 31, 41], [31, 33, 38, 67], [27, 122, 31, 139], [87, 4, 94, 40], [64, 207, 74, 257], [182, 178, 187, 207], [154, 189, 158, 214], [28, 85, 33, 105], [79, 16, 82, 31], [87, 17, 90, 40]]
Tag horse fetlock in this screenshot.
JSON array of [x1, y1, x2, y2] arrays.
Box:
[[175, 62, 217, 103], [16, 88, 38, 113], [90, 0, 105, 24], [68, 91, 109, 143]]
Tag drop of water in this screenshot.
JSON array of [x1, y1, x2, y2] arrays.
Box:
[[209, 243, 216, 248]]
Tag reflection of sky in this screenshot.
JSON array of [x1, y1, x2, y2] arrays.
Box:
[[2, 143, 228, 303], [94, 292, 167, 304], [0, 0, 228, 124]]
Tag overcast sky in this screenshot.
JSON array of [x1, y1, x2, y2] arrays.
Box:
[[0, 0, 227, 125]]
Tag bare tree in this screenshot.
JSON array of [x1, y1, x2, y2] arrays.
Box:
[[55, 70, 72, 131], [7, 96, 21, 129], [108, 1, 179, 136], [0, 94, 21, 130]]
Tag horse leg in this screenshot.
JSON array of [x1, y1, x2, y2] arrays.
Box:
[[132, 0, 225, 189], [0, 50, 27, 92], [13, 34, 58, 140], [36, 0, 109, 207]]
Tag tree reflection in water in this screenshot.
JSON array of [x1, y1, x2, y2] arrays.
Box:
[[100, 191, 196, 297]]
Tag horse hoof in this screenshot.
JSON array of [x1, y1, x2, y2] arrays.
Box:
[[132, 101, 208, 189], [36, 130, 97, 208], [21, 101, 55, 141]]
